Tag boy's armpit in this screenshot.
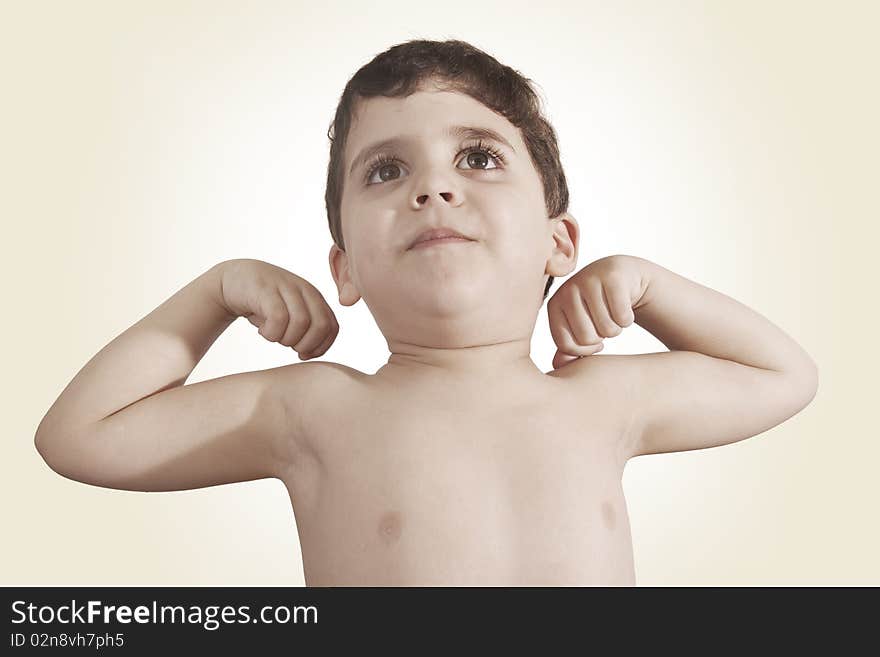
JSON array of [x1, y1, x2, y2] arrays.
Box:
[[551, 354, 642, 466], [266, 360, 358, 471]]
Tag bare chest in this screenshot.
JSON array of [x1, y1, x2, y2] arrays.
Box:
[[280, 379, 635, 586]]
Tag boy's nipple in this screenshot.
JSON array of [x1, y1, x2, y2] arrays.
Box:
[[377, 510, 404, 544]]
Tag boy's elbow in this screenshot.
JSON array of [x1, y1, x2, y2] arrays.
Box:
[[783, 359, 819, 409], [34, 417, 59, 462], [34, 431, 51, 464], [34, 433, 64, 476], [802, 358, 819, 400], [34, 432, 77, 481]]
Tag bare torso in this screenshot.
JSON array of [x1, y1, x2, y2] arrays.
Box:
[[277, 359, 636, 586]]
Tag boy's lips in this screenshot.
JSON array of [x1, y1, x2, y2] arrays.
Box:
[[408, 227, 474, 249]]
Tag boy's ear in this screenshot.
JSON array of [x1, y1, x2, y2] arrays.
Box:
[[545, 212, 579, 277], [329, 244, 362, 306]]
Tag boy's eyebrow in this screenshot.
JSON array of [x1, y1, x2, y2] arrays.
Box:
[[348, 124, 517, 178]]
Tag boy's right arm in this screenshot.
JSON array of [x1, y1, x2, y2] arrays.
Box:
[[33, 262, 314, 492]]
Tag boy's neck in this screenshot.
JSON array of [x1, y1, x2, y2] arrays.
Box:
[[377, 336, 543, 383]]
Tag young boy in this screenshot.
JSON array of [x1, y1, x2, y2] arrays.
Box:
[[34, 40, 818, 586]]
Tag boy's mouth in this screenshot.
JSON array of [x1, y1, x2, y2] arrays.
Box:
[[408, 226, 474, 249]]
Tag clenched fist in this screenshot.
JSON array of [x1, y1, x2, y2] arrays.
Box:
[[547, 255, 649, 370], [217, 258, 339, 360]]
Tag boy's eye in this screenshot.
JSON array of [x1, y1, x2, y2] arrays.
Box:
[[365, 143, 505, 186]]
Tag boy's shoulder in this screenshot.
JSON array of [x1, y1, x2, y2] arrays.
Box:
[[265, 360, 365, 405], [263, 359, 365, 420], [548, 352, 639, 389], [271, 359, 366, 382]]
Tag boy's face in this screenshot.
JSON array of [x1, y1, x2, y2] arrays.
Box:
[[330, 84, 577, 350]]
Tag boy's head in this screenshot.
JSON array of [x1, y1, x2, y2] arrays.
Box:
[[325, 39, 578, 345]]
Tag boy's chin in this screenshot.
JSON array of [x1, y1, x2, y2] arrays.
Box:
[[399, 282, 484, 304]]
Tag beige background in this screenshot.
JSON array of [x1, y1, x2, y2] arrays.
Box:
[[2, 0, 875, 585]]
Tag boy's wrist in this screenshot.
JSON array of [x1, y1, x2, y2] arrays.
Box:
[[203, 261, 238, 321], [620, 255, 663, 311]]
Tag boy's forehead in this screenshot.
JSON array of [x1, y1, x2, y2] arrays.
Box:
[[347, 90, 521, 167], [353, 90, 507, 133]]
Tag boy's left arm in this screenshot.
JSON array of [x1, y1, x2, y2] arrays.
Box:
[[547, 255, 819, 459]]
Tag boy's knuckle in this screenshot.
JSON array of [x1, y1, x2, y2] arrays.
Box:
[[263, 294, 285, 312], [290, 313, 312, 332], [311, 317, 331, 332]]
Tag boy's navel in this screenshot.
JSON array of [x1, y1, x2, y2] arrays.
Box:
[[377, 510, 404, 543]]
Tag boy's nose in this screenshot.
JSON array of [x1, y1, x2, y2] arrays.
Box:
[[415, 190, 454, 206]]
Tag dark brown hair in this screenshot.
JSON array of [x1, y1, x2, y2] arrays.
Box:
[[324, 38, 570, 301]]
